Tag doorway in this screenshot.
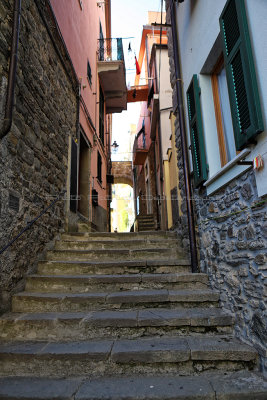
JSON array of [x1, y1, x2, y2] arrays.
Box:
[[78, 132, 91, 219]]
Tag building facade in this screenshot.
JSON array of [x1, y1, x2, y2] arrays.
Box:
[[166, 0, 267, 373], [51, 0, 127, 232], [0, 0, 127, 313], [132, 12, 180, 230], [0, 0, 78, 313]]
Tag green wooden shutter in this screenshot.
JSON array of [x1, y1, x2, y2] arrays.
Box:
[[220, 0, 264, 150], [187, 75, 208, 187]]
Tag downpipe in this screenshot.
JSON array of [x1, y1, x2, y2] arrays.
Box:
[[170, 1, 198, 272], [0, 0, 22, 140]]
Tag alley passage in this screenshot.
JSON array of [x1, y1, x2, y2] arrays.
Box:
[[0, 231, 266, 398]]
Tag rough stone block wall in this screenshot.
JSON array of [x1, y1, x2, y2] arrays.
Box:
[[0, 0, 77, 313], [165, 0, 266, 374], [166, 1, 189, 246], [195, 171, 267, 373]]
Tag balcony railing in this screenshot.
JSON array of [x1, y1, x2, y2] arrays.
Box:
[[98, 38, 124, 62], [133, 127, 148, 165]]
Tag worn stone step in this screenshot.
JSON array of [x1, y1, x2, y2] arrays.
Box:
[[0, 371, 266, 400], [0, 336, 258, 377], [46, 248, 183, 262], [25, 273, 209, 293], [38, 259, 191, 276], [62, 231, 177, 241], [55, 238, 181, 251], [0, 371, 266, 399], [0, 308, 234, 341], [12, 289, 220, 313]]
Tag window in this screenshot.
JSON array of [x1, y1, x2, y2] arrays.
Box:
[[99, 22, 104, 61], [142, 119, 146, 149], [97, 151, 102, 183], [186, 75, 208, 187], [99, 85, 105, 145], [219, 0, 263, 150], [211, 55, 236, 166], [87, 60, 92, 86], [186, 0, 263, 187]]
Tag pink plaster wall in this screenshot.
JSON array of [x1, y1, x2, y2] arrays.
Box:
[[50, 0, 109, 210]]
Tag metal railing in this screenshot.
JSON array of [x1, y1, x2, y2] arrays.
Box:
[[98, 38, 124, 62], [0, 190, 66, 255], [133, 127, 147, 154]]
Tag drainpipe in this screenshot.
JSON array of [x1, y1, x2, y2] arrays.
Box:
[[0, 0, 22, 140], [170, 1, 198, 273]]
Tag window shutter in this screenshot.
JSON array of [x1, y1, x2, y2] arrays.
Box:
[[186, 75, 208, 187], [220, 0, 263, 150]]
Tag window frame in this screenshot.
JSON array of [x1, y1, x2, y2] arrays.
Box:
[[97, 151, 102, 184], [211, 54, 237, 167], [87, 60, 92, 86], [99, 85, 105, 145]]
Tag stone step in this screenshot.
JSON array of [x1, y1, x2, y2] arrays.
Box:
[[0, 371, 266, 399], [0, 336, 258, 377], [38, 259, 191, 275], [46, 248, 183, 262], [55, 238, 181, 251], [0, 308, 234, 341], [25, 273, 209, 293], [1, 371, 266, 400], [62, 231, 177, 241], [12, 289, 220, 312]]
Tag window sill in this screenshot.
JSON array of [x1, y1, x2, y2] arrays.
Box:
[[204, 148, 251, 195]]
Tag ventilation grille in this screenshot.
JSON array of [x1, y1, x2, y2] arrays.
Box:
[[9, 194, 19, 212]]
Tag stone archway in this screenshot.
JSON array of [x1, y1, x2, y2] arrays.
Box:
[[112, 161, 133, 187]]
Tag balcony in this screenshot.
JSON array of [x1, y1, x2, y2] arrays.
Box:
[[97, 38, 127, 114], [133, 127, 148, 165]]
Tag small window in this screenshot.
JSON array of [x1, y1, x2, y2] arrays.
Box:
[[87, 60, 92, 85], [99, 85, 105, 144], [211, 55, 236, 166], [97, 151, 102, 183]]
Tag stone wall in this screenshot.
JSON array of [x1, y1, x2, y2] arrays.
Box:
[[0, 0, 77, 314], [195, 171, 267, 373], [165, 0, 267, 374], [112, 161, 133, 187]]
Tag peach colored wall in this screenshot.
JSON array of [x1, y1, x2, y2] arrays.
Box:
[[50, 0, 109, 210]]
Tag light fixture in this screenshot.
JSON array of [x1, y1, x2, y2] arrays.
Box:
[[111, 141, 119, 153]]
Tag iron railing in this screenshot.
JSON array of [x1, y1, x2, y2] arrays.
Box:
[[98, 38, 124, 62], [133, 127, 147, 154], [0, 190, 66, 255]]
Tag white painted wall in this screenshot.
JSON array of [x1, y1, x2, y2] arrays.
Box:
[[156, 48, 173, 161], [175, 0, 267, 196]]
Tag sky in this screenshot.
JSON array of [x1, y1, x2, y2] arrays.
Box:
[[110, 0, 163, 161]]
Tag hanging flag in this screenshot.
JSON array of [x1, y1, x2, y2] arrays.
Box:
[[135, 56, 141, 75]]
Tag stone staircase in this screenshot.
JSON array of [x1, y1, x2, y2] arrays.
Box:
[[0, 231, 266, 399], [136, 214, 156, 231]]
